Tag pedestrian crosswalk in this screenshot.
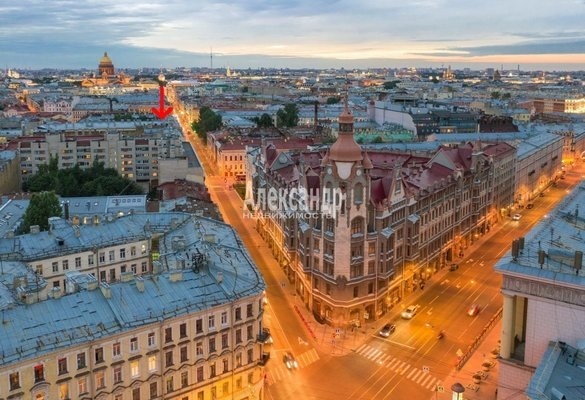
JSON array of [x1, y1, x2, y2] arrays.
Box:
[[266, 348, 320, 385], [354, 344, 442, 391]]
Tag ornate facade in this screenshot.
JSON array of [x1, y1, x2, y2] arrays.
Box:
[[251, 101, 516, 327]]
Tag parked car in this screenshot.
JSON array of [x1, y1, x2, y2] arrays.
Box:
[[526, 203, 534, 209], [379, 323, 396, 337], [467, 304, 481, 317], [283, 352, 298, 369], [512, 213, 522, 221], [401, 305, 420, 319], [449, 263, 459, 271]]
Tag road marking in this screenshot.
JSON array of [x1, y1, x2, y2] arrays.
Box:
[[355, 343, 368, 353], [368, 349, 382, 361], [387, 358, 400, 369], [407, 368, 418, 379], [400, 365, 411, 375]]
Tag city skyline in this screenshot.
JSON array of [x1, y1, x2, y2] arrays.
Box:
[[1, 0, 585, 71]]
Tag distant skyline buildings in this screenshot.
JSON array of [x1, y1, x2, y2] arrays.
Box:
[[1, 0, 585, 71]]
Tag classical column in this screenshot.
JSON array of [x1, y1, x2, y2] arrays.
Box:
[[500, 290, 516, 358]]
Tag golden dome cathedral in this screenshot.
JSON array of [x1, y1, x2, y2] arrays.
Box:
[[98, 52, 115, 77]]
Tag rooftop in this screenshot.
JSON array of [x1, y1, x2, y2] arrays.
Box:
[[495, 183, 585, 284], [0, 212, 265, 366]]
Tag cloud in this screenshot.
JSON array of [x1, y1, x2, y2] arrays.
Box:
[[1, 0, 585, 69]]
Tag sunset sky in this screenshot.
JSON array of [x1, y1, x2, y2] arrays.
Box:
[[1, 0, 585, 70]]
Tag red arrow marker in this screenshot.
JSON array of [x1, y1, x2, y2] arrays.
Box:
[[151, 85, 173, 119]]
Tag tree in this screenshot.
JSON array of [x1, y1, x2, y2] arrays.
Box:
[[383, 80, 400, 90], [491, 91, 501, 99], [326, 97, 341, 104], [192, 106, 222, 144], [251, 113, 273, 128], [276, 103, 299, 128], [20, 191, 62, 233]]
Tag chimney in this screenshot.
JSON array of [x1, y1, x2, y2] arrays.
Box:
[[135, 276, 145, 292], [217, 272, 223, 284], [63, 201, 70, 220], [100, 282, 112, 299], [30, 225, 40, 234], [169, 270, 183, 282]]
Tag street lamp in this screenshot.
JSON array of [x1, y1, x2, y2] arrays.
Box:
[[451, 382, 465, 400]]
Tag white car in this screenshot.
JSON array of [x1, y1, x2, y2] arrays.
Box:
[[512, 214, 522, 221], [401, 305, 420, 319]]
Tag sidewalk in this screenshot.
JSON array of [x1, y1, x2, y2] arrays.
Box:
[[431, 321, 501, 400]]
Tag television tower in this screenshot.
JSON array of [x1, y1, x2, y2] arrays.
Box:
[[210, 47, 213, 70]]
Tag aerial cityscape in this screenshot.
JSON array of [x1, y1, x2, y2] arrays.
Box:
[[1, 2, 585, 400]]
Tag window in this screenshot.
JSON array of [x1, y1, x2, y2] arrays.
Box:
[[165, 351, 173, 367], [165, 327, 172, 343], [95, 347, 104, 363], [235, 307, 241, 321], [109, 250, 115, 261], [220, 311, 228, 326], [52, 261, 59, 273], [221, 333, 228, 349], [78, 377, 87, 394], [180, 345, 188, 362], [209, 337, 216, 353], [58, 357, 68, 375], [196, 318, 203, 334], [222, 358, 229, 373], [166, 376, 174, 393], [9, 371, 19, 390], [130, 337, 138, 352], [208, 315, 215, 330], [62, 260, 69, 270], [148, 332, 155, 347], [113, 342, 121, 357], [132, 388, 140, 400], [130, 246, 136, 256], [149, 382, 157, 399], [353, 287, 359, 298], [88, 254, 94, 265], [131, 264, 137, 274], [209, 363, 216, 378], [223, 382, 229, 395], [141, 261, 148, 273], [75, 257, 81, 269], [246, 303, 253, 318], [95, 370, 104, 389], [236, 353, 242, 367], [99, 252, 105, 263], [196, 342, 203, 357], [196, 366, 204, 382], [236, 377, 242, 389], [59, 382, 69, 400], [236, 329, 242, 344], [120, 248, 126, 259], [247, 349, 253, 364], [181, 371, 188, 388], [148, 355, 157, 372], [77, 352, 86, 369], [113, 366, 122, 383], [247, 325, 253, 340], [130, 360, 139, 378], [179, 323, 187, 338], [34, 364, 44, 382], [114, 394, 122, 400]]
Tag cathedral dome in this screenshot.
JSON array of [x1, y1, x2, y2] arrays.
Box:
[[98, 52, 115, 76]]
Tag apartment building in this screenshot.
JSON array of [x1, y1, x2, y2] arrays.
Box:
[[0, 212, 267, 400], [250, 103, 515, 326], [495, 183, 585, 400]]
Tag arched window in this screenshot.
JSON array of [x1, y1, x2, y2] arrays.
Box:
[[351, 217, 364, 235], [354, 183, 363, 204]]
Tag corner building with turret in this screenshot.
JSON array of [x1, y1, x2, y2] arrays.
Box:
[[250, 101, 516, 327]]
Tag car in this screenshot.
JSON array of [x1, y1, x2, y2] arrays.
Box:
[[526, 203, 534, 209], [401, 305, 420, 319], [379, 323, 396, 337], [449, 263, 459, 271], [512, 213, 522, 221], [467, 304, 481, 317], [283, 352, 298, 369]]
